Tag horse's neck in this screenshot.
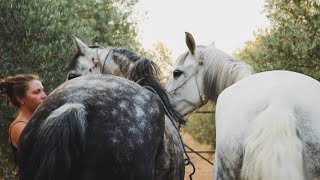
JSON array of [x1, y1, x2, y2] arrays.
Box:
[[98, 47, 113, 74], [203, 49, 253, 102]]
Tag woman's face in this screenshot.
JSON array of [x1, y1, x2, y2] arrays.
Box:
[[21, 80, 47, 112]]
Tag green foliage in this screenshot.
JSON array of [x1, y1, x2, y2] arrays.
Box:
[[0, 0, 141, 178], [0, 106, 16, 179], [183, 102, 215, 149], [237, 0, 320, 80], [143, 42, 174, 83]]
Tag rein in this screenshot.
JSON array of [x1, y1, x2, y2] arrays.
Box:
[[144, 86, 196, 180]]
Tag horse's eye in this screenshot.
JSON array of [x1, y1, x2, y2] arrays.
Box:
[[173, 70, 183, 78]]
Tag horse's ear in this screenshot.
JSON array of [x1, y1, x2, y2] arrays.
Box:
[[185, 32, 196, 55], [72, 35, 89, 54]]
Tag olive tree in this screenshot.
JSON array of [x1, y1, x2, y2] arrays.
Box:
[[0, 0, 141, 178]]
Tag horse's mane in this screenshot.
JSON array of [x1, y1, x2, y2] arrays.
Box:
[[196, 46, 254, 101], [111, 48, 141, 77], [114, 49, 185, 124], [68, 46, 185, 124]]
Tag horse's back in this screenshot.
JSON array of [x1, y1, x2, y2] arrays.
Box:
[[215, 70, 320, 180], [19, 75, 165, 180], [217, 70, 320, 129]]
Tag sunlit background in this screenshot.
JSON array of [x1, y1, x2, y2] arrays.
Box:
[[136, 0, 270, 59], [2, 0, 320, 179]]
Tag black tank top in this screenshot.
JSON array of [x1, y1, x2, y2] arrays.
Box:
[[9, 120, 27, 164]]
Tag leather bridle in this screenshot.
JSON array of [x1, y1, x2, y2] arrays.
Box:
[[167, 54, 207, 110], [83, 47, 113, 75]]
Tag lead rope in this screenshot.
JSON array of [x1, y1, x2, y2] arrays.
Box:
[[144, 86, 195, 180]]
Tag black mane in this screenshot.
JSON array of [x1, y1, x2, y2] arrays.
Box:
[[127, 55, 185, 124], [68, 46, 185, 124]]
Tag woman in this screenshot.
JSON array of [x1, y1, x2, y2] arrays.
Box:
[[0, 74, 47, 154]]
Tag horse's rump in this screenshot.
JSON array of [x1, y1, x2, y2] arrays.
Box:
[[18, 74, 165, 180], [216, 71, 320, 180]]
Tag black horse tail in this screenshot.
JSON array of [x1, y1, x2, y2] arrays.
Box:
[[128, 58, 186, 125], [25, 103, 87, 180]]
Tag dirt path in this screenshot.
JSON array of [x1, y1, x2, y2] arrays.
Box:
[[180, 131, 214, 180]]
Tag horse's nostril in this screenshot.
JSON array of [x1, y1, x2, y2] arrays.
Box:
[[68, 73, 81, 80]]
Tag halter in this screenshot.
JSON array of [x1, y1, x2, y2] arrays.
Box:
[[167, 53, 206, 110], [83, 47, 113, 75], [100, 47, 113, 74]]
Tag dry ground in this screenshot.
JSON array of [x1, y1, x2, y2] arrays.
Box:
[[180, 131, 214, 180]]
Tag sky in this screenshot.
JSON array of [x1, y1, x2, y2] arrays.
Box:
[[135, 0, 270, 59]]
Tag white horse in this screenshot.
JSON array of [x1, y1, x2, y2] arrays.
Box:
[[165, 32, 320, 180]]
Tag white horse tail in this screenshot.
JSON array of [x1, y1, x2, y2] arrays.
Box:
[[240, 103, 304, 180], [32, 103, 87, 180]]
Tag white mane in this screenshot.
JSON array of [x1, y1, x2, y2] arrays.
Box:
[[200, 46, 254, 101]]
